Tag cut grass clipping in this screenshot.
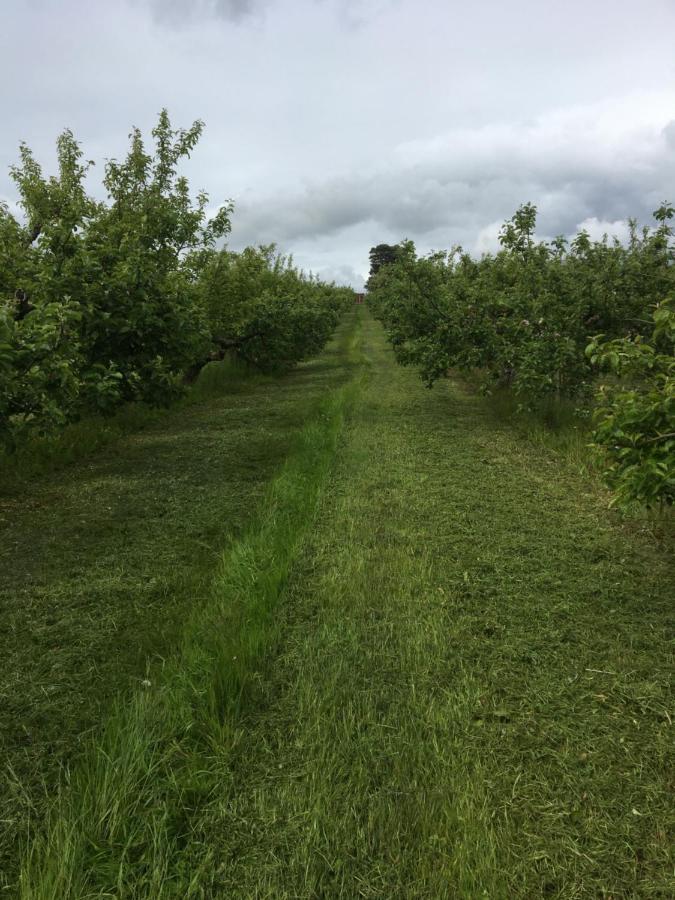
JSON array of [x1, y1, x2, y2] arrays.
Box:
[[18, 318, 367, 899]]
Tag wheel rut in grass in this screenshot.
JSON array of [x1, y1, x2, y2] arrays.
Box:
[[194, 312, 672, 898]]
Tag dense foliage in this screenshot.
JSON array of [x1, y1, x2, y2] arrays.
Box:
[[587, 296, 674, 507], [0, 113, 350, 446], [365, 243, 400, 290], [196, 244, 350, 375], [368, 203, 675, 506]]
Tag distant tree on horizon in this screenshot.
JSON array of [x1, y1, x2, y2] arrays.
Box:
[[366, 243, 400, 290]]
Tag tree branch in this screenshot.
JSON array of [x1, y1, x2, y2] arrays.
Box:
[[182, 330, 265, 383]]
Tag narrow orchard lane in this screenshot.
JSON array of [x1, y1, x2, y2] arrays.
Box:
[[0, 321, 356, 892], [196, 312, 672, 898]]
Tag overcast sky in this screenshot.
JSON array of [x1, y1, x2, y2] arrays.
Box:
[[2, 0, 675, 288]]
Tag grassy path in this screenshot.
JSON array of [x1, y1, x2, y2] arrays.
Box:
[[0, 316, 358, 893], [190, 313, 672, 898], [5, 310, 673, 897]]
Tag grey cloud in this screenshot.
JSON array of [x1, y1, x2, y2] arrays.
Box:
[[314, 0, 401, 31], [140, 0, 391, 26], [314, 264, 365, 290], [140, 0, 269, 24], [230, 102, 675, 259]]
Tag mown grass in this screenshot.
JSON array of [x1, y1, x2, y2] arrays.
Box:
[[6, 309, 673, 897], [456, 380, 595, 479], [0, 356, 258, 494], [480, 383, 674, 536], [180, 313, 672, 898], [0, 313, 361, 895]]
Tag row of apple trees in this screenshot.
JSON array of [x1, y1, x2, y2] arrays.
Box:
[[0, 112, 351, 446], [367, 204, 674, 507]]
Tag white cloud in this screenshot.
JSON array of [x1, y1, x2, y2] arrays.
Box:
[[574, 217, 632, 245], [474, 221, 504, 256]]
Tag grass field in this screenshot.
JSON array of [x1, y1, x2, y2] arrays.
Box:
[[3, 309, 673, 897]]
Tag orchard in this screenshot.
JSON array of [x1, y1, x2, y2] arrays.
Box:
[[367, 204, 675, 506], [0, 112, 350, 446]]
